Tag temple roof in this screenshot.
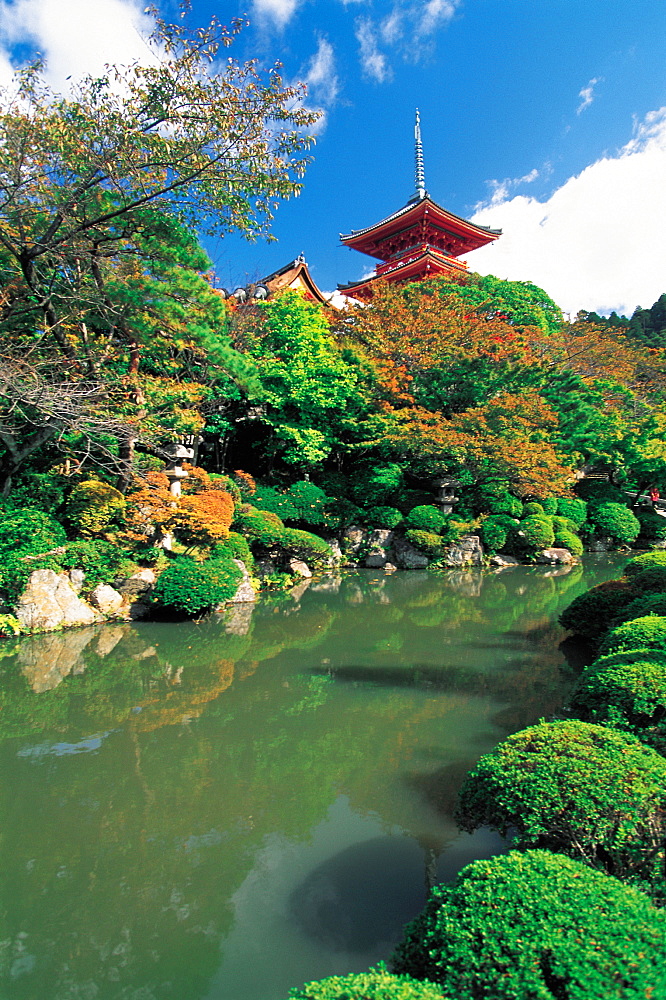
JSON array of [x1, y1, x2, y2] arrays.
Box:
[[260, 255, 331, 306], [340, 194, 501, 261]]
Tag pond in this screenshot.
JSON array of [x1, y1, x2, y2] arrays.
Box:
[[0, 557, 625, 1000]]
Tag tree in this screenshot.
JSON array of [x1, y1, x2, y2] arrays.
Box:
[[392, 850, 666, 1000], [0, 15, 317, 486]]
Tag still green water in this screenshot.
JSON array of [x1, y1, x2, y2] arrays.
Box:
[[0, 558, 625, 1000]]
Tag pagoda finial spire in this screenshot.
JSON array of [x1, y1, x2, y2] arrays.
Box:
[[410, 108, 427, 203]]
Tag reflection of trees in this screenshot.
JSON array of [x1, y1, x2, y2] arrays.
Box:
[[0, 557, 627, 999]]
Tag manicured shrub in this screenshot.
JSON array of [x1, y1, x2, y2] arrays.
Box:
[[285, 966, 446, 1000], [634, 507, 666, 541], [599, 616, 666, 656], [505, 515, 554, 556], [559, 582, 636, 639], [611, 593, 666, 626], [280, 528, 332, 565], [625, 550, 666, 578], [472, 484, 522, 518], [539, 497, 558, 515], [571, 656, 666, 729], [252, 485, 299, 522], [0, 507, 66, 555], [208, 473, 242, 504], [556, 496, 588, 526], [455, 719, 666, 885], [286, 480, 330, 526], [66, 478, 125, 534], [405, 529, 443, 557], [478, 516, 507, 552], [552, 514, 580, 534], [58, 538, 129, 590], [553, 529, 584, 555], [405, 505, 448, 533], [364, 506, 403, 529], [152, 553, 242, 615], [522, 501, 544, 517], [233, 506, 285, 547], [223, 531, 254, 568], [392, 850, 666, 1000], [587, 502, 640, 545], [630, 565, 666, 593]]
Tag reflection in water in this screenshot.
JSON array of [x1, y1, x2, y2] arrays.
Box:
[[0, 557, 625, 1000]]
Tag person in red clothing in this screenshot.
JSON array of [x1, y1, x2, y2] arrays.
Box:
[[649, 484, 660, 508]]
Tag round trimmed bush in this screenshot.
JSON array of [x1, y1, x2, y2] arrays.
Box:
[[455, 719, 666, 884], [152, 554, 242, 615], [522, 501, 545, 516], [552, 515, 580, 534], [405, 505, 448, 533], [280, 528, 332, 565], [556, 496, 588, 526], [559, 582, 636, 639], [66, 478, 125, 534], [599, 616, 666, 656], [587, 502, 640, 545], [611, 593, 666, 626], [571, 656, 666, 729], [630, 565, 666, 594], [635, 507, 666, 541], [365, 506, 403, 529], [285, 966, 446, 1000], [553, 529, 584, 555], [472, 485, 522, 518], [233, 506, 285, 547], [405, 529, 443, 557], [252, 486, 299, 522], [392, 850, 666, 1000], [478, 516, 508, 552], [625, 550, 666, 578], [505, 515, 554, 556], [539, 497, 558, 515]]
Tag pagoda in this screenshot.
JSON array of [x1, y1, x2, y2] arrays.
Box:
[[338, 111, 501, 300]]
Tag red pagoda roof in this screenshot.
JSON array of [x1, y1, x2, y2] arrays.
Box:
[[338, 245, 469, 300], [340, 194, 501, 261]]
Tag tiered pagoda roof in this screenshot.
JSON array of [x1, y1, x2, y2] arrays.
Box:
[[338, 111, 501, 300]]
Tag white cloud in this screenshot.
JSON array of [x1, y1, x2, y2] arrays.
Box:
[[467, 107, 666, 316], [415, 0, 459, 38], [251, 0, 303, 30], [355, 18, 392, 83], [0, 0, 152, 93], [296, 36, 339, 132], [577, 76, 602, 115]]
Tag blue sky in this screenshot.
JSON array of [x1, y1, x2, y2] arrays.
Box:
[[1, 0, 665, 315]]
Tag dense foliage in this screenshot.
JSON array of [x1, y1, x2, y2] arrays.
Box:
[[392, 850, 666, 1000], [284, 966, 446, 1000], [455, 720, 666, 886]]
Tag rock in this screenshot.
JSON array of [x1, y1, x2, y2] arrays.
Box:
[[69, 568, 85, 594], [255, 557, 277, 579], [114, 568, 156, 597], [489, 554, 520, 567], [323, 538, 343, 565], [216, 603, 255, 636], [90, 584, 124, 615], [392, 536, 430, 570], [384, 562, 397, 573], [536, 547, 574, 565], [342, 526, 365, 556], [363, 529, 394, 568], [14, 569, 101, 632], [438, 535, 484, 567], [288, 558, 312, 579], [225, 559, 257, 604], [17, 627, 98, 691], [364, 551, 388, 568]]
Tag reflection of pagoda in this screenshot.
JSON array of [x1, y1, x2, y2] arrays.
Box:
[[338, 110, 501, 300]]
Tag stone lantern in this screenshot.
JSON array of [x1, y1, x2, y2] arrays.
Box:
[[162, 443, 195, 498], [432, 476, 460, 515]]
